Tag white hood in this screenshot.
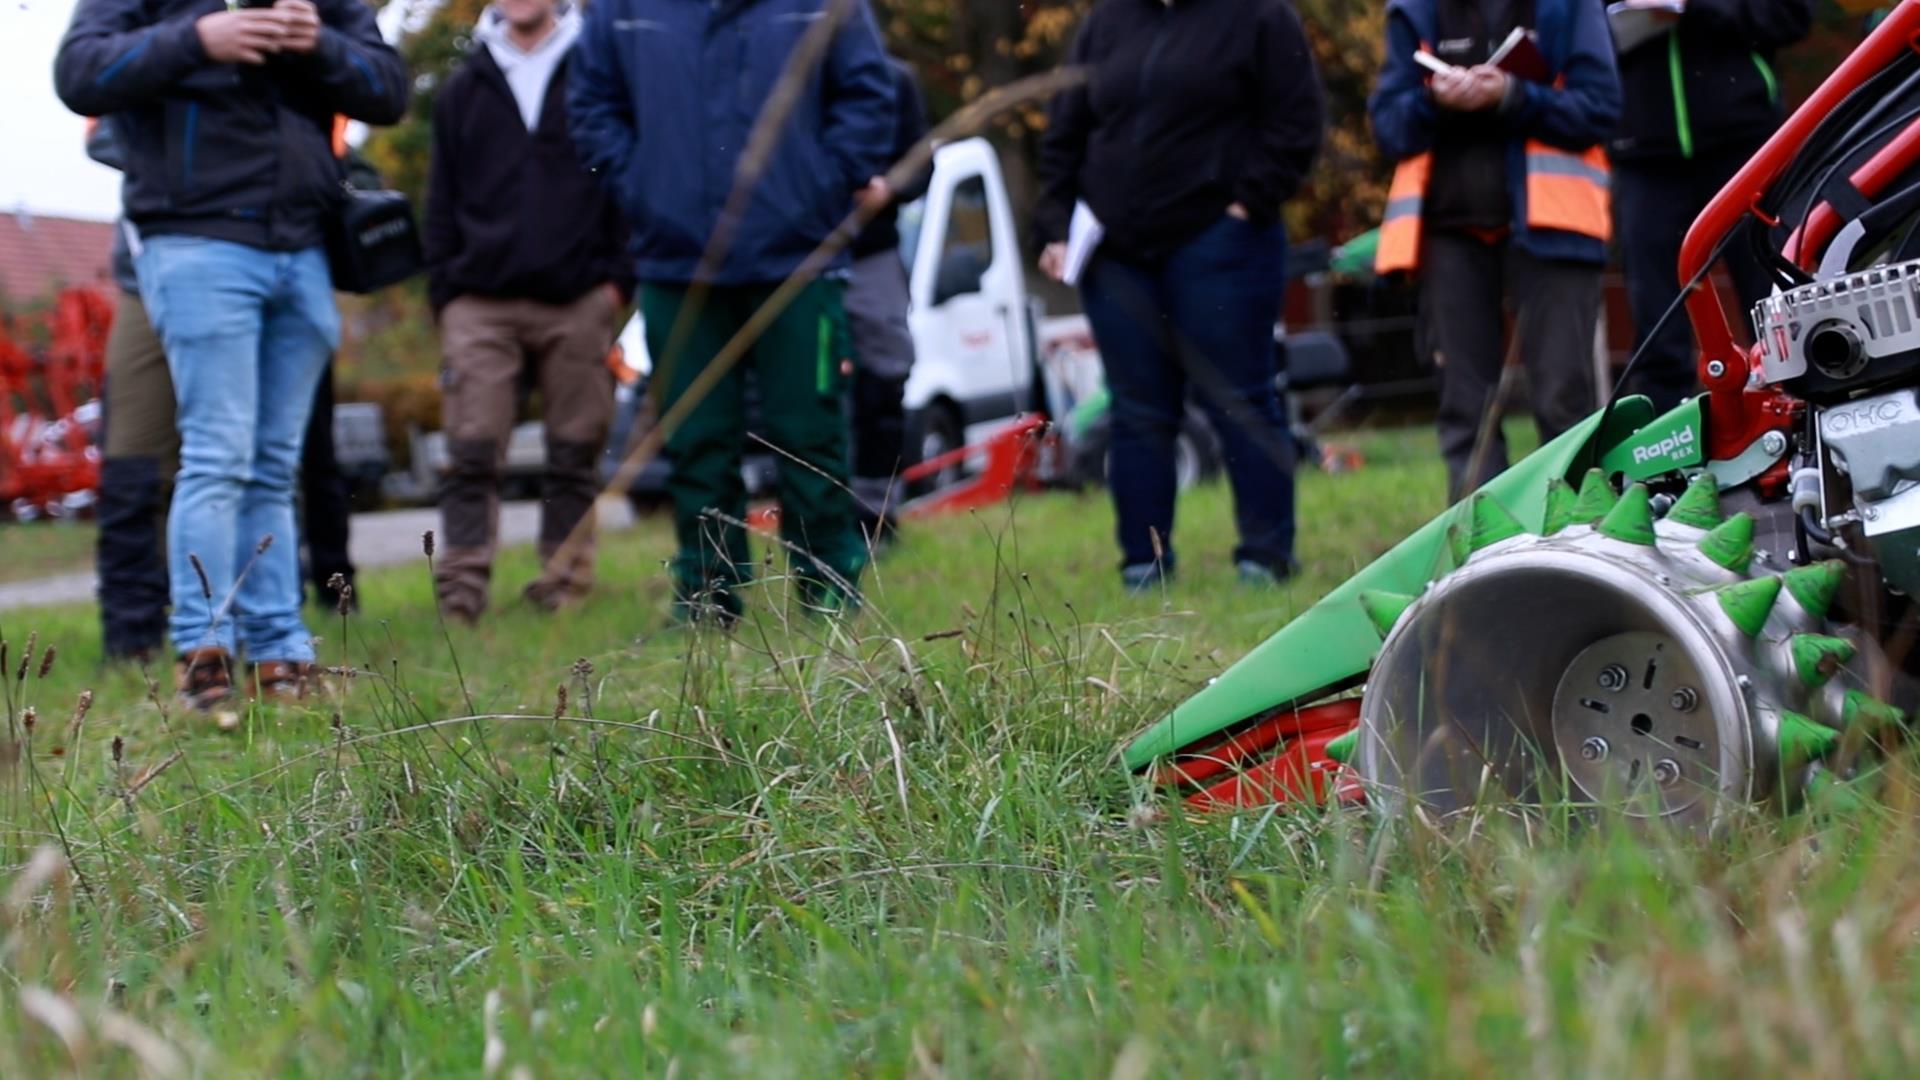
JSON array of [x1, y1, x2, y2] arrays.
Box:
[[475, 4, 582, 131]]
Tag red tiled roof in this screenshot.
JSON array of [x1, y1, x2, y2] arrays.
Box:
[[0, 211, 116, 307]]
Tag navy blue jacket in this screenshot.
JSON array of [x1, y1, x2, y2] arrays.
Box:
[[1369, 0, 1620, 264], [55, 0, 408, 252], [566, 0, 895, 286]]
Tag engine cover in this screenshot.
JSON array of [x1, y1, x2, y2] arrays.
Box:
[[1819, 386, 1920, 595], [1753, 259, 1920, 402]]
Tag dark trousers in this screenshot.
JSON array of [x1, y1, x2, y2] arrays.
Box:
[[1079, 215, 1295, 573], [302, 366, 355, 606], [1421, 231, 1599, 501], [1614, 145, 1775, 414], [845, 251, 915, 517], [640, 279, 866, 606]]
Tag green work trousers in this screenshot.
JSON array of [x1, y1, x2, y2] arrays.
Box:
[[640, 279, 866, 608]]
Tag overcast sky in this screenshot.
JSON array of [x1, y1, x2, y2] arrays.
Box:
[[2, 0, 122, 222]]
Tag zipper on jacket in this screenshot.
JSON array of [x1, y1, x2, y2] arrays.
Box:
[[1752, 52, 1779, 103], [181, 102, 199, 188], [1668, 33, 1694, 160]]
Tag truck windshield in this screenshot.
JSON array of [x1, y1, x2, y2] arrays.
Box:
[[898, 201, 925, 275]]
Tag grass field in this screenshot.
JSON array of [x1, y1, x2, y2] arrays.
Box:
[[0, 520, 95, 585], [5, 425, 1920, 1076]]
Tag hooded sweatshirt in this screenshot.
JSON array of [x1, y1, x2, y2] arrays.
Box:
[[424, 4, 632, 312], [474, 5, 583, 131]]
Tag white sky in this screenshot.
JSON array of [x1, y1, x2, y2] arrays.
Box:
[[0, 0, 428, 223], [2, 0, 122, 222]]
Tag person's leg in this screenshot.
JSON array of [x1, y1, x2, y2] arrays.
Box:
[[96, 290, 177, 659], [1421, 231, 1510, 500], [434, 297, 524, 622], [300, 359, 356, 609], [135, 236, 273, 683], [1079, 254, 1184, 582], [1511, 249, 1602, 447], [747, 278, 867, 606], [1161, 215, 1295, 575], [1614, 159, 1700, 413], [526, 287, 620, 608], [844, 251, 916, 534], [231, 247, 338, 665], [641, 283, 752, 616]]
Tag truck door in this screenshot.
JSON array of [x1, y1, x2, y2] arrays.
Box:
[[904, 138, 1034, 425]]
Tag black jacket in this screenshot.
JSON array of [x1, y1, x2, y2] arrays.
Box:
[[55, 0, 408, 252], [1610, 0, 1812, 162], [851, 58, 931, 261], [1035, 0, 1324, 262], [425, 48, 633, 313]]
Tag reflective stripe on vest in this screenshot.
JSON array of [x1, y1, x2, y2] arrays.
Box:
[[1375, 153, 1430, 274], [1523, 140, 1610, 243]]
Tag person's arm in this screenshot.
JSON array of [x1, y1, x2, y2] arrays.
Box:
[[1368, 11, 1440, 162], [1683, 0, 1814, 49], [820, 1, 895, 196], [566, 0, 640, 193], [424, 86, 462, 314], [1496, 0, 1622, 149], [888, 61, 933, 203], [1033, 18, 1098, 247], [1234, 1, 1324, 223], [54, 0, 210, 117], [288, 0, 409, 124]]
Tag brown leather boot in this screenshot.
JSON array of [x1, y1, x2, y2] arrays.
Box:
[[174, 649, 235, 712], [249, 661, 327, 703]]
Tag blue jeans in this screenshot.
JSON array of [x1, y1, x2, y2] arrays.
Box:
[[135, 237, 338, 661], [1080, 215, 1295, 573]]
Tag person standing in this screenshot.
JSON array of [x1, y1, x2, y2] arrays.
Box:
[[846, 57, 930, 543], [57, 0, 407, 709], [568, 0, 893, 623], [1035, 0, 1324, 592], [425, 0, 632, 623], [1371, 0, 1621, 500], [1611, 0, 1811, 413]]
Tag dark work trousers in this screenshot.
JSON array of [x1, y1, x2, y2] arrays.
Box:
[[1614, 144, 1775, 414], [302, 366, 355, 608], [1079, 214, 1296, 575], [94, 292, 356, 656], [1421, 231, 1600, 501], [96, 290, 174, 659], [845, 250, 915, 528]]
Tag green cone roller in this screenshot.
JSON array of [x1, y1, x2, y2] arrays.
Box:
[[1124, 395, 1903, 831]]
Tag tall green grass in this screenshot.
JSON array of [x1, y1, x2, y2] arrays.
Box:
[[3, 427, 1918, 1076]]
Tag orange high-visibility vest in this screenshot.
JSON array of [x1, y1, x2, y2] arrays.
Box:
[[331, 115, 350, 160], [1374, 139, 1611, 274]]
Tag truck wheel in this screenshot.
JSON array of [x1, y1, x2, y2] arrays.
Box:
[[911, 403, 965, 495]]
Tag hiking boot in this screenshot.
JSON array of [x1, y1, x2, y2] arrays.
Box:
[[522, 577, 590, 614], [175, 648, 235, 712], [250, 661, 327, 703], [1121, 562, 1175, 594], [1236, 557, 1301, 588]]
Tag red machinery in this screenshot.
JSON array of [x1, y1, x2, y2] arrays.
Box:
[[0, 285, 111, 519]]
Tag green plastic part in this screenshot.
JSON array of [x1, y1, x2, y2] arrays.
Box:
[[1446, 523, 1471, 568], [1572, 467, 1617, 523], [1325, 727, 1360, 765], [1778, 711, 1841, 768], [1697, 513, 1756, 573], [1840, 690, 1905, 734], [1784, 559, 1846, 620], [1598, 483, 1658, 545], [1358, 590, 1417, 638], [1120, 398, 1657, 771], [1806, 768, 1876, 815], [1714, 575, 1782, 637], [1598, 395, 1706, 482], [1468, 493, 1527, 552], [1666, 471, 1723, 529], [1541, 477, 1578, 536], [1790, 634, 1855, 689]]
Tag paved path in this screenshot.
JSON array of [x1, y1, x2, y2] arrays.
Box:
[[0, 499, 638, 612]]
